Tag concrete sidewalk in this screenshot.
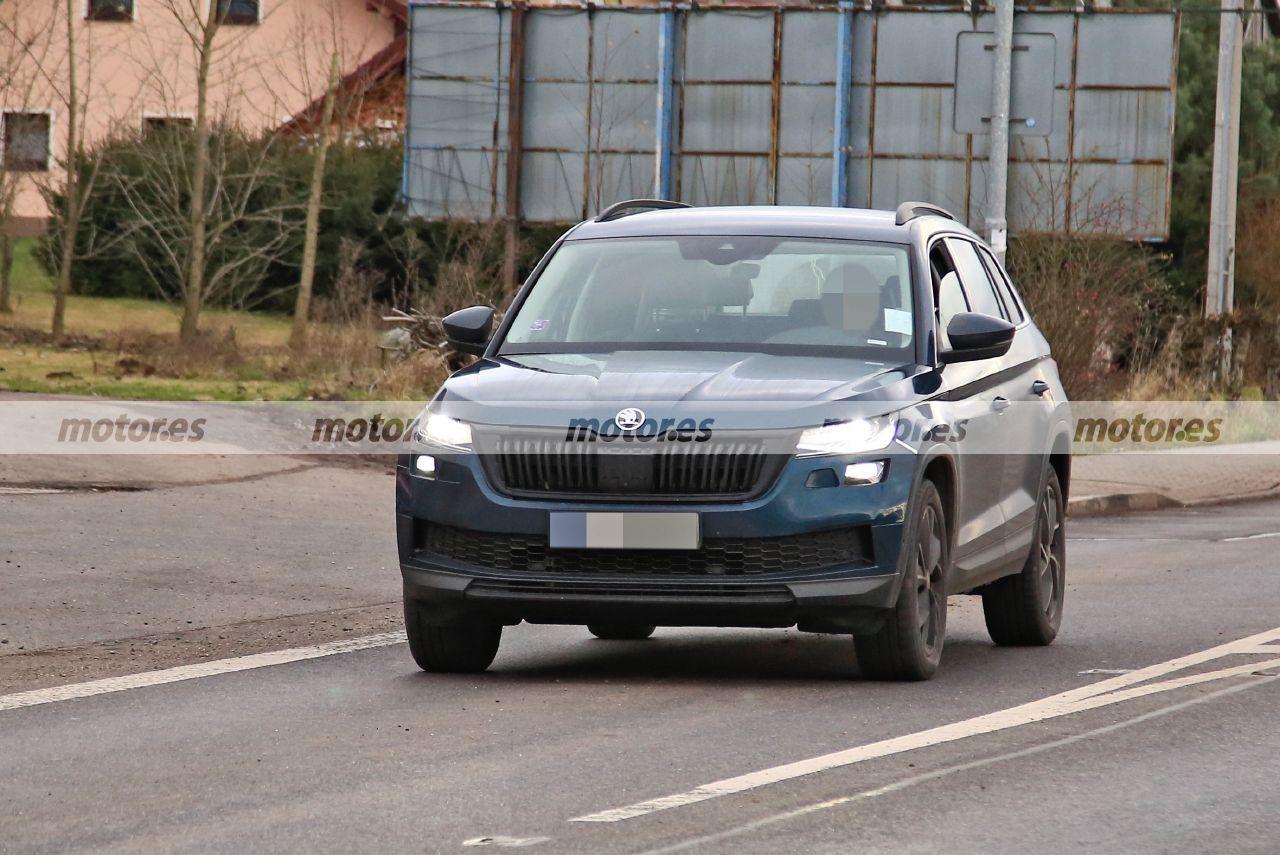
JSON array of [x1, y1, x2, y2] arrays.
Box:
[[1070, 442, 1280, 516]]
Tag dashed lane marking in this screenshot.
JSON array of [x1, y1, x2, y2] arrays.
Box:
[[0, 631, 407, 713], [634, 675, 1277, 855], [571, 626, 1280, 823]]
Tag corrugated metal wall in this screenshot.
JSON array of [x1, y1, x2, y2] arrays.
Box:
[[405, 2, 1178, 239]]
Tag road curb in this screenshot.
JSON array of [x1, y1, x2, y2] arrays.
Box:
[[1068, 486, 1280, 518], [1067, 491, 1181, 518]]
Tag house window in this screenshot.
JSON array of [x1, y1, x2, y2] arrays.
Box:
[[2, 112, 52, 172], [142, 115, 194, 139], [216, 0, 259, 25], [86, 0, 134, 22]]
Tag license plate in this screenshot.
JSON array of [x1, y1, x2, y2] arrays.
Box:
[[549, 512, 700, 550]]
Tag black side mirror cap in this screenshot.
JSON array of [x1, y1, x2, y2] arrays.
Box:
[[939, 312, 1016, 364], [441, 305, 494, 356]]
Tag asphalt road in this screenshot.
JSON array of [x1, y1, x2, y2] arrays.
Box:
[[2, 490, 1279, 853]]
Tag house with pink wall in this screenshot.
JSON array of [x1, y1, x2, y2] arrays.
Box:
[[0, 0, 407, 235]]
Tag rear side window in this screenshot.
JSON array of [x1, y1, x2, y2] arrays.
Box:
[[945, 238, 1006, 320], [977, 245, 1025, 323]]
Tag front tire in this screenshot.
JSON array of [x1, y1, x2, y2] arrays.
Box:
[[854, 480, 948, 681], [982, 466, 1066, 646], [404, 599, 502, 673], [588, 623, 656, 641]]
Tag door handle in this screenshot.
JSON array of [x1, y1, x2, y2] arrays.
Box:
[[1031, 380, 1051, 397], [992, 396, 1011, 413]]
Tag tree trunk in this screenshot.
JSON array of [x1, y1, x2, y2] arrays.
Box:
[[290, 51, 342, 351], [181, 0, 220, 344], [50, 0, 79, 341], [1267, 320, 1280, 401], [0, 234, 13, 314]]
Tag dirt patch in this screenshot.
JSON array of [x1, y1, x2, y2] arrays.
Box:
[[0, 602, 404, 695], [0, 325, 105, 350]]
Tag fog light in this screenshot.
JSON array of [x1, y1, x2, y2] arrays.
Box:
[[843, 461, 885, 485], [414, 454, 437, 478]]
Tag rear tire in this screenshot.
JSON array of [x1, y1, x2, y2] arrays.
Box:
[[404, 599, 502, 673], [587, 623, 656, 641], [982, 466, 1066, 646], [854, 480, 948, 681]]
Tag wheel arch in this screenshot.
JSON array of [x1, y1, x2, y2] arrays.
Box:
[[918, 449, 958, 542], [1049, 429, 1072, 501]]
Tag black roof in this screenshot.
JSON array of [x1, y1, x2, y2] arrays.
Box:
[[565, 205, 979, 244]]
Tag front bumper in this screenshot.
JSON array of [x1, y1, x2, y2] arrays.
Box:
[[396, 449, 917, 633]]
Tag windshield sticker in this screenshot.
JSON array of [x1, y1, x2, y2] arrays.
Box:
[[529, 319, 550, 331], [884, 308, 912, 335]]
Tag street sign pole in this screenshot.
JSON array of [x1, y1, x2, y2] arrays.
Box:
[[986, 0, 1014, 264], [1206, 0, 1244, 317]]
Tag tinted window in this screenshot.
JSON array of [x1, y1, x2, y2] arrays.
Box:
[[937, 271, 968, 329], [502, 237, 915, 359], [2, 112, 50, 172], [945, 238, 1006, 320], [87, 0, 133, 21], [217, 0, 259, 24], [977, 245, 1025, 323]]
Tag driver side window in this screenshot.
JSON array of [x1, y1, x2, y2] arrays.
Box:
[[945, 238, 1007, 320], [930, 242, 969, 342]]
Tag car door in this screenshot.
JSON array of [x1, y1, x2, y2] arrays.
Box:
[[929, 239, 1009, 585], [977, 244, 1056, 543], [946, 237, 1047, 563]]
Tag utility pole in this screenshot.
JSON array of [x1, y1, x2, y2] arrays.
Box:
[[1205, 0, 1244, 317], [986, 0, 1014, 264]]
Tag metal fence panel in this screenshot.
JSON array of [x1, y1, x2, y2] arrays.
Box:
[[683, 11, 775, 81], [680, 84, 773, 153], [593, 12, 660, 80], [405, 3, 1178, 238], [405, 6, 509, 219], [781, 12, 839, 84], [681, 155, 769, 206]]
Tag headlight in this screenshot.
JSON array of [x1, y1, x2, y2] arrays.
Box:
[[415, 412, 472, 451], [796, 417, 896, 457]]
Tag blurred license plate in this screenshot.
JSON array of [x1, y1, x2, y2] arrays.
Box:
[[549, 512, 700, 550]]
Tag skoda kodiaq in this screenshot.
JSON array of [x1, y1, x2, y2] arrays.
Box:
[[396, 201, 1072, 680]]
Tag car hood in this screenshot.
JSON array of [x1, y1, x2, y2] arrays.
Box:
[[436, 350, 925, 428]]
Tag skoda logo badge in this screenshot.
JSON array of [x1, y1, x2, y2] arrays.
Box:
[[614, 407, 646, 432]]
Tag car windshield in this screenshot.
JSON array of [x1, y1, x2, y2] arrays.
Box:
[[500, 236, 915, 360]]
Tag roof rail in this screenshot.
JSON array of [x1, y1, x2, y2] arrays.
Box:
[[894, 201, 956, 226], [595, 198, 691, 222]]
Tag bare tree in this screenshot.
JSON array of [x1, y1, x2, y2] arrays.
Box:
[[49, 0, 82, 340], [0, 1, 60, 315], [100, 120, 305, 318], [290, 50, 341, 350]]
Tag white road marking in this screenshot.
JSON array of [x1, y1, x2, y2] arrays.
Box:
[[463, 836, 550, 848], [571, 626, 1280, 823], [1077, 668, 1134, 675], [636, 675, 1277, 855], [0, 631, 407, 713], [1222, 531, 1280, 542]]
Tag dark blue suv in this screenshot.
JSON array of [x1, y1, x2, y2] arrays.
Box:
[[396, 201, 1072, 680]]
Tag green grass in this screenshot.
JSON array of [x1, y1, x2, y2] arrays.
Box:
[[3, 238, 292, 347], [0, 239, 315, 400], [0, 345, 309, 400], [10, 238, 53, 293]]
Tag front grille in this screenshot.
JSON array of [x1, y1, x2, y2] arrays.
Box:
[[467, 579, 795, 603], [475, 432, 790, 500], [420, 523, 872, 578]]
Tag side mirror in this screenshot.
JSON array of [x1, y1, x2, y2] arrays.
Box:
[[441, 305, 494, 356], [939, 312, 1015, 364]]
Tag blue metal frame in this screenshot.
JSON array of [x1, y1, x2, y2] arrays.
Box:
[[401, 5, 417, 206], [831, 0, 854, 208], [655, 5, 678, 200]]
